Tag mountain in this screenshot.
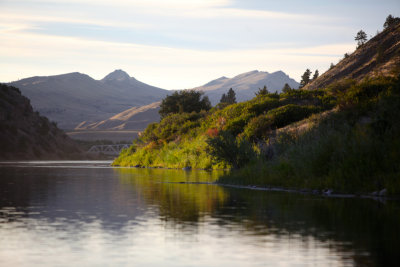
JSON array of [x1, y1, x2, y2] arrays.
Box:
[[0, 84, 81, 159], [194, 70, 299, 104], [305, 23, 400, 90], [75, 101, 160, 131], [9, 70, 168, 129]]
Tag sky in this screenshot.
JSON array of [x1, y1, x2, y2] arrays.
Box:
[[1, 0, 399, 89]]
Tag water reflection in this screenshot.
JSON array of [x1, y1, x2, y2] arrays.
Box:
[[116, 168, 228, 224], [0, 162, 399, 266]]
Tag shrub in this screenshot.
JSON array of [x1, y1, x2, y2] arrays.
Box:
[[206, 131, 257, 169]]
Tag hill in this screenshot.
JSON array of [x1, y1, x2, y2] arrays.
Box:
[[75, 101, 160, 131], [0, 84, 81, 159], [10, 70, 168, 129], [113, 21, 400, 195], [194, 70, 299, 104], [305, 23, 400, 90]]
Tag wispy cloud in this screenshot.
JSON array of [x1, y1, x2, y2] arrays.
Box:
[[1, 0, 392, 88], [0, 29, 354, 88]]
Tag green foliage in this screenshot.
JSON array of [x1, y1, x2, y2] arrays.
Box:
[[282, 83, 292, 93], [206, 131, 256, 168], [141, 112, 205, 142], [243, 105, 321, 140], [159, 89, 211, 118], [115, 75, 400, 195], [219, 75, 400, 194], [255, 85, 269, 96]]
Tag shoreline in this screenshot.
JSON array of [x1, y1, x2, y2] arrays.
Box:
[[161, 181, 398, 201]]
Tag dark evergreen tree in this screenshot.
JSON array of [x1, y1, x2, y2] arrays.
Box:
[[282, 83, 292, 93], [219, 93, 227, 103], [159, 90, 211, 118], [255, 85, 269, 96], [355, 30, 368, 47], [299, 69, 312, 88], [226, 88, 236, 104], [384, 15, 400, 29], [312, 69, 319, 80]]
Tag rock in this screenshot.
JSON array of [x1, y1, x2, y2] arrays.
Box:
[[324, 189, 333, 195], [379, 188, 387, 196]]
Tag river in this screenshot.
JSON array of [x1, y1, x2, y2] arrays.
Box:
[[0, 161, 398, 266]]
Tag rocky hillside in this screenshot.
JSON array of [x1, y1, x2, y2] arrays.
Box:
[[10, 70, 168, 129], [194, 70, 299, 104], [0, 84, 81, 159], [76, 101, 160, 131], [306, 23, 400, 90]]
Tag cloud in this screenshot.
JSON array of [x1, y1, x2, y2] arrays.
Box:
[[0, 29, 355, 88]]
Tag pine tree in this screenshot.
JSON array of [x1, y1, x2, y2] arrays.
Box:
[[255, 85, 269, 96], [299, 69, 312, 88], [312, 70, 319, 80], [219, 93, 227, 103], [282, 83, 292, 93], [225, 88, 236, 104]]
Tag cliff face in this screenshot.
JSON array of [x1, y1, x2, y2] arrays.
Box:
[[0, 84, 81, 159], [306, 23, 400, 90]]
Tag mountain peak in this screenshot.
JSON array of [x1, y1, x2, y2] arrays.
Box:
[[102, 69, 131, 82]]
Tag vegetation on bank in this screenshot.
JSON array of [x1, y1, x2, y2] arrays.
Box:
[[113, 74, 400, 194], [114, 16, 400, 194], [219, 76, 400, 194], [113, 86, 334, 169]]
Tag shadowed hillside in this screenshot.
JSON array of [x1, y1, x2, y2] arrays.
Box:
[[0, 84, 81, 159]]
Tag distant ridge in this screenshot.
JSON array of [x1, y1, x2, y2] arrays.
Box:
[[10, 70, 168, 129], [194, 70, 299, 104], [76, 101, 161, 131]]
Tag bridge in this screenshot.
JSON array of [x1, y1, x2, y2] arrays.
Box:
[[87, 144, 131, 155]]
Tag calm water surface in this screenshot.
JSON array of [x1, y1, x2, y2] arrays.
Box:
[[0, 161, 399, 266]]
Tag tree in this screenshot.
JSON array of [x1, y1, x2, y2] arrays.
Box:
[[255, 85, 269, 96], [159, 90, 211, 118], [206, 131, 256, 169], [299, 69, 312, 88], [312, 69, 319, 80], [355, 30, 368, 47], [384, 15, 400, 29], [282, 83, 292, 93], [220, 88, 236, 105], [219, 93, 227, 103], [226, 88, 236, 104]]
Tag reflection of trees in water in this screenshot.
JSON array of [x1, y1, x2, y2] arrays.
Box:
[[116, 168, 400, 267], [217, 188, 400, 267], [2, 165, 399, 266], [116, 168, 228, 223]]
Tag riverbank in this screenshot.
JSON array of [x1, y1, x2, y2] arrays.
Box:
[[162, 180, 395, 201]]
